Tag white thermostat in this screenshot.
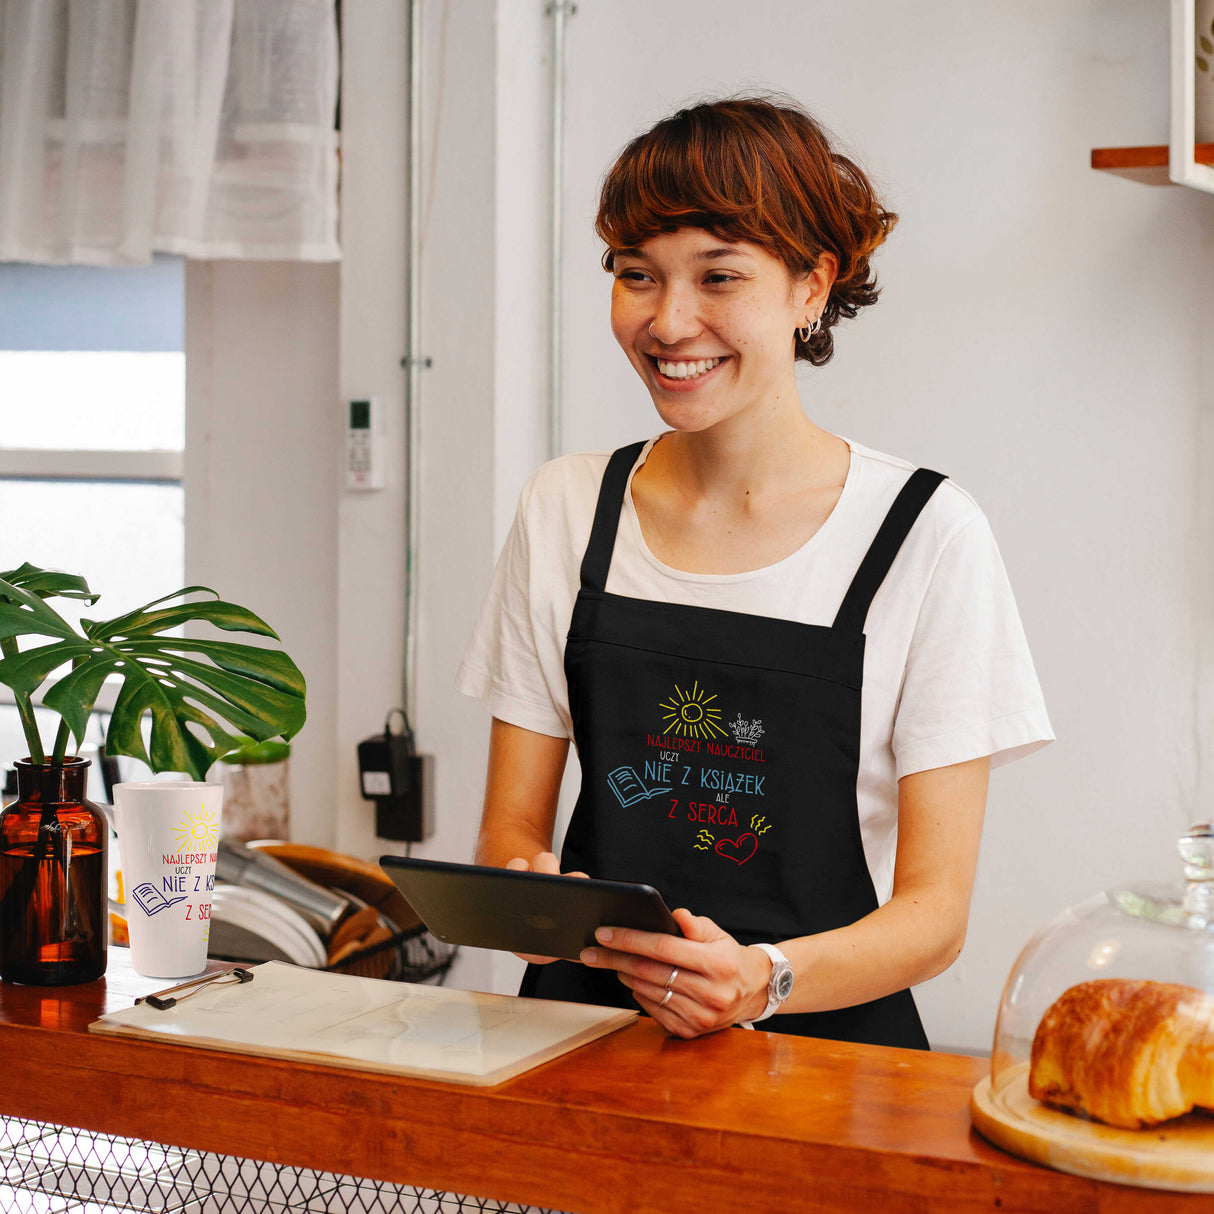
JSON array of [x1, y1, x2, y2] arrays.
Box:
[[345, 396, 385, 490]]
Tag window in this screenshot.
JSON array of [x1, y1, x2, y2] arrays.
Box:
[[0, 258, 185, 793]]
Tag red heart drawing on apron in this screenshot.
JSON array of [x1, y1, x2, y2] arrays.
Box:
[[715, 833, 757, 864]]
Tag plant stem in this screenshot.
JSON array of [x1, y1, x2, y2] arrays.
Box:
[[0, 636, 44, 763], [51, 718, 72, 766]]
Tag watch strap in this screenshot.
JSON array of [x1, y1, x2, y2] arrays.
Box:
[[737, 942, 793, 1029]]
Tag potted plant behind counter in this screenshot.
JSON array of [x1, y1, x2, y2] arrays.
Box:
[[0, 563, 306, 986], [215, 738, 292, 843]]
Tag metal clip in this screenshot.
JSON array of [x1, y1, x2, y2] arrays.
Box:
[[137, 966, 254, 1011]]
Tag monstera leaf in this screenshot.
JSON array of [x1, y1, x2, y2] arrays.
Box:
[[0, 563, 103, 762], [0, 562, 101, 605], [0, 575, 306, 779]]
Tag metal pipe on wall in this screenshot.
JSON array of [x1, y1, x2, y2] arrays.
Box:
[[402, 0, 428, 724]]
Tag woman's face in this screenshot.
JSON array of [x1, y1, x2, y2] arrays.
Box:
[[609, 227, 826, 435]]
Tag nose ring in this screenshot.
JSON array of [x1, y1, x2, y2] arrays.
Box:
[[649, 323, 659, 341]]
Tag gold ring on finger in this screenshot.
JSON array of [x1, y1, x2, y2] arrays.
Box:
[[660, 988, 674, 1008], [665, 967, 678, 991]]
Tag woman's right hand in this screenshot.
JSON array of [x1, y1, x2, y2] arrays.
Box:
[[505, 850, 588, 965]]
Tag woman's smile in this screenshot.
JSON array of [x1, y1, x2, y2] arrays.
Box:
[[649, 354, 729, 387]]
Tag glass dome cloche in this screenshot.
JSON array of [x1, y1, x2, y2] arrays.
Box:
[[970, 823, 1214, 1193]]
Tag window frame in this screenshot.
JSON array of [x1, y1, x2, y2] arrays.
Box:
[[0, 421, 185, 724]]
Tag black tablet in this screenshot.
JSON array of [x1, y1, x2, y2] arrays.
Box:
[[379, 856, 681, 961]]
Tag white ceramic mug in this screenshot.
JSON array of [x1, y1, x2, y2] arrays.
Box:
[[111, 781, 223, 978]]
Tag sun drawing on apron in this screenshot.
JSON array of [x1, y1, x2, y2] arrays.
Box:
[[658, 680, 729, 740]]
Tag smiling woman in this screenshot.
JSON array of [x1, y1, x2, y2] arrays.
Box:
[[456, 94, 1053, 1050]]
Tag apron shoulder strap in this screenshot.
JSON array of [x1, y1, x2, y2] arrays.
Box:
[[579, 441, 648, 592], [832, 467, 947, 633]]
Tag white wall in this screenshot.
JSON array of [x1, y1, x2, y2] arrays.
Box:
[[188, 0, 1214, 1053], [184, 260, 340, 848]]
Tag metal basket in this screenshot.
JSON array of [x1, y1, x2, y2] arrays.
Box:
[[324, 920, 455, 983]]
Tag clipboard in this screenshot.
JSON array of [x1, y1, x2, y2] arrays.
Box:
[[90, 960, 637, 1087], [378, 855, 682, 961]]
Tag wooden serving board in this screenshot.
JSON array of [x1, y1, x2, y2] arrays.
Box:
[[971, 1063, 1214, 1193]]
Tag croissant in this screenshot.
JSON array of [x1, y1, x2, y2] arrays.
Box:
[[1029, 979, 1214, 1128]]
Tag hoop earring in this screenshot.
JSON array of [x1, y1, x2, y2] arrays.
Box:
[[798, 316, 821, 343]]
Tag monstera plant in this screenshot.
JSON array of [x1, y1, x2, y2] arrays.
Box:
[[0, 563, 306, 779]]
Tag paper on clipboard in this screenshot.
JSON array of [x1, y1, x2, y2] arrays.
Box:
[[89, 960, 637, 1086]]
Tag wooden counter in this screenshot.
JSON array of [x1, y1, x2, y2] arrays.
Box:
[[0, 952, 1206, 1214]]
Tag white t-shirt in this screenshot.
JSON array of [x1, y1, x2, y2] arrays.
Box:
[[457, 435, 1053, 904]]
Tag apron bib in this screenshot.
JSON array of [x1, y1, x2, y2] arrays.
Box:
[[522, 441, 945, 1050]]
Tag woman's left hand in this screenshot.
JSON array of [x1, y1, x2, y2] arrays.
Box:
[[580, 907, 772, 1038]]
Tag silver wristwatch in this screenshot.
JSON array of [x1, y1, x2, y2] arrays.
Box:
[[738, 942, 794, 1029]]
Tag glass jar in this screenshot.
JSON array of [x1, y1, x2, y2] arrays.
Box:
[[972, 823, 1214, 1191], [0, 757, 109, 985]]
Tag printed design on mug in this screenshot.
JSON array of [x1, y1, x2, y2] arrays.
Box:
[[609, 675, 776, 866], [174, 803, 220, 853], [131, 883, 187, 917], [153, 800, 219, 931]]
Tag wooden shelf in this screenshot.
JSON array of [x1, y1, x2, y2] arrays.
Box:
[[1091, 144, 1214, 185]]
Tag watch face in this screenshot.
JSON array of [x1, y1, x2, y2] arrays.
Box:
[[774, 965, 794, 1001]]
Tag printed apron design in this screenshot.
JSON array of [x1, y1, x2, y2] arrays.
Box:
[[521, 441, 945, 1050]]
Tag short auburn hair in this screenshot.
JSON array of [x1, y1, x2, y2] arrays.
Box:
[[595, 94, 896, 366]]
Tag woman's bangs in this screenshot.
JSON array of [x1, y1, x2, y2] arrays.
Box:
[[601, 157, 775, 264]]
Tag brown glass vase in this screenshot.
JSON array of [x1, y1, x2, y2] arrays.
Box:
[[0, 757, 108, 985]]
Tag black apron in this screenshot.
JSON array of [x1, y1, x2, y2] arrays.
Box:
[[521, 441, 946, 1050]]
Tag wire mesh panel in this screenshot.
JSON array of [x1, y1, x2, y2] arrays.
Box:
[[0, 1119, 570, 1214]]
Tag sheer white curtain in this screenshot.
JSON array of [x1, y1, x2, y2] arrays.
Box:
[[0, 0, 339, 264]]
